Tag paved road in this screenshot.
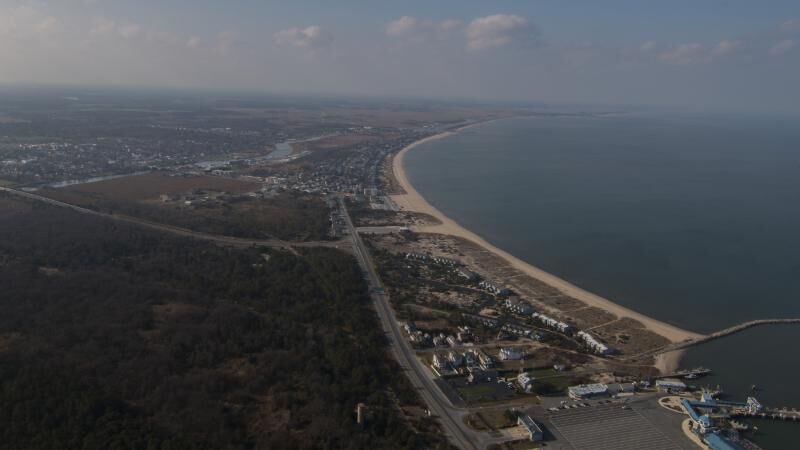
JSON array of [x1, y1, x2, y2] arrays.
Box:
[[0, 186, 350, 252], [3, 184, 494, 447], [338, 197, 502, 450]]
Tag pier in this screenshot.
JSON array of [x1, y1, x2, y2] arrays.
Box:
[[646, 318, 800, 357], [654, 367, 712, 379], [732, 408, 800, 422]]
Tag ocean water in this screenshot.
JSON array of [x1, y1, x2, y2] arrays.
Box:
[[403, 113, 800, 447]]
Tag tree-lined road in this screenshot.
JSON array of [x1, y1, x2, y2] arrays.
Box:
[[338, 196, 503, 450]]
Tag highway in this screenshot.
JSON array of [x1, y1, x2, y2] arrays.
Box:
[[3, 183, 497, 447], [0, 186, 349, 252], [338, 197, 497, 450]]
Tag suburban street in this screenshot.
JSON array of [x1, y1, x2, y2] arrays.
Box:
[[338, 197, 501, 450]]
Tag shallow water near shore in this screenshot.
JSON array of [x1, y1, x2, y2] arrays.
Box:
[[403, 113, 800, 448]]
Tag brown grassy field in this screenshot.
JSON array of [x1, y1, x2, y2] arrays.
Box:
[[291, 134, 378, 154], [42, 172, 258, 205], [37, 174, 330, 241]]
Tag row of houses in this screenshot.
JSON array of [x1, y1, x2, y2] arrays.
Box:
[[500, 322, 537, 338], [404, 252, 457, 267], [576, 331, 612, 355], [505, 296, 534, 315], [478, 280, 511, 296], [462, 313, 500, 329], [431, 349, 496, 375], [403, 323, 432, 346], [531, 312, 574, 333]]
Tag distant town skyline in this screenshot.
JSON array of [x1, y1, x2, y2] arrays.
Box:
[[2, 0, 800, 113]]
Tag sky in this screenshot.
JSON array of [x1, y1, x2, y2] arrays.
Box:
[[2, 0, 800, 113]]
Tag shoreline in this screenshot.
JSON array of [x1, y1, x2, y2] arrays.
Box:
[[390, 126, 704, 349]]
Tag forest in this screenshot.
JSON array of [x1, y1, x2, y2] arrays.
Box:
[[0, 195, 451, 450]]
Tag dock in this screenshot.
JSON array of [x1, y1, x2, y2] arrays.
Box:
[[733, 408, 800, 422], [639, 318, 800, 359], [654, 367, 712, 380]]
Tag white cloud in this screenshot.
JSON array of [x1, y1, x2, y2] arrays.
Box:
[[0, 5, 61, 40], [712, 39, 739, 56], [274, 25, 332, 49], [659, 43, 705, 64], [386, 16, 417, 37], [769, 39, 796, 56], [89, 17, 117, 37], [89, 17, 141, 40], [640, 41, 657, 53], [385, 16, 462, 41], [34, 16, 60, 34], [439, 19, 462, 32], [466, 14, 533, 51], [214, 31, 237, 54], [118, 23, 141, 39], [187, 36, 202, 49], [781, 19, 800, 33]]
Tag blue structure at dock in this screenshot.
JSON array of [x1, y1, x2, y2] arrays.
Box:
[[681, 399, 748, 450], [704, 433, 746, 450]]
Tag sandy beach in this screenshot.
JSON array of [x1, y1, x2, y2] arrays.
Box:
[[390, 130, 705, 346]]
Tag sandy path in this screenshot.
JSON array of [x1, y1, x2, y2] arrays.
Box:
[[390, 131, 704, 344]]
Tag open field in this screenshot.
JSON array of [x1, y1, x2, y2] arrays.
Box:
[[38, 173, 331, 241], [456, 382, 517, 404], [464, 409, 517, 431], [41, 172, 258, 204], [291, 134, 378, 154]]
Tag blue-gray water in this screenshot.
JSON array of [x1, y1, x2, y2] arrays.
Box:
[[404, 114, 800, 447]]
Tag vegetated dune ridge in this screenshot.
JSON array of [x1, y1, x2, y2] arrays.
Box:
[[390, 127, 704, 360]]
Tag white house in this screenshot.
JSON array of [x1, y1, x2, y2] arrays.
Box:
[[499, 347, 526, 361]]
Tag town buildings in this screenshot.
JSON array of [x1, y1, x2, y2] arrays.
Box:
[[568, 383, 610, 400], [499, 347, 526, 361], [576, 331, 612, 355], [517, 415, 544, 442]]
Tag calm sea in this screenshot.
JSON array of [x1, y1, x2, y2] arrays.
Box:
[[403, 113, 800, 448]]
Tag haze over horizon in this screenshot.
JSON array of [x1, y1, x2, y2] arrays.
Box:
[[2, 0, 800, 113]]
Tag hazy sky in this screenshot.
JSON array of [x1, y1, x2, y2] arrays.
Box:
[[2, 0, 800, 113]]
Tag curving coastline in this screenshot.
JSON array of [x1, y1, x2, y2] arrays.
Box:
[[390, 127, 705, 353]]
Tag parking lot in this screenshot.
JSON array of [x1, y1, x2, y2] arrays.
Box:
[[548, 403, 681, 450]]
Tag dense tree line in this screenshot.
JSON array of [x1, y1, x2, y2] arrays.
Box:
[[0, 197, 451, 449]]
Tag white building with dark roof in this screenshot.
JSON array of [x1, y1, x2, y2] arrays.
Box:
[[499, 347, 526, 361], [532, 312, 574, 333], [517, 415, 544, 442], [505, 296, 533, 315], [568, 383, 609, 399], [576, 331, 612, 354]]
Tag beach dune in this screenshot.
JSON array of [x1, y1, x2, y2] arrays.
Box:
[[390, 131, 704, 345]]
